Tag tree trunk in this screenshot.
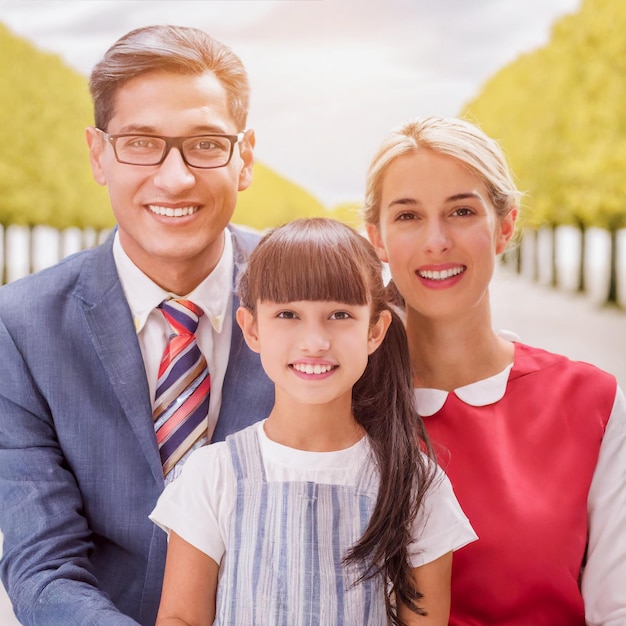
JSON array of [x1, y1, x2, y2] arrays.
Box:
[[1, 224, 7, 286], [28, 225, 36, 277], [576, 221, 586, 294], [58, 228, 65, 263], [550, 224, 558, 288], [605, 227, 619, 307], [515, 238, 522, 276], [532, 229, 540, 283]]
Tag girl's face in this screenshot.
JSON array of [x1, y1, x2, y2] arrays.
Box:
[[237, 300, 389, 412], [367, 148, 515, 323]]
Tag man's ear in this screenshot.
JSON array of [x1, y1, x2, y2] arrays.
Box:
[[236, 306, 260, 353], [85, 126, 107, 186], [368, 309, 392, 355], [496, 207, 517, 254], [365, 223, 389, 264], [237, 129, 255, 191]]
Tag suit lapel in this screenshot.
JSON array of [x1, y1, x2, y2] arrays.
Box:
[[75, 235, 164, 485], [212, 228, 274, 441]]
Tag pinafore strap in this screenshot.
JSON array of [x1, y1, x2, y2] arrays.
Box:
[[215, 425, 386, 625]]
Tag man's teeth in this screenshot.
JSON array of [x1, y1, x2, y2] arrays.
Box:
[[293, 363, 334, 375], [148, 205, 198, 217], [418, 266, 465, 280]]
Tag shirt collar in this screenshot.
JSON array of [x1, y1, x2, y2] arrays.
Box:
[[113, 229, 234, 334], [415, 361, 514, 416]]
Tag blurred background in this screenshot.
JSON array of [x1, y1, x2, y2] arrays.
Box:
[[1, 0, 624, 310]]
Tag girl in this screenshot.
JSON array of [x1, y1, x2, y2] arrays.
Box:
[[364, 116, 626, 625], [150, 218, 476, 626]]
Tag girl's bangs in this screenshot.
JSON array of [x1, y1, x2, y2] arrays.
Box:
[[257, 237, 370, 305]]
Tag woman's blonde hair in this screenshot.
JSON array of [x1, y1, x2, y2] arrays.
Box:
[[363, 116, 521, 225]]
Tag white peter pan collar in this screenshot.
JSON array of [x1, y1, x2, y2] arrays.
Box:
[[415, 363, 514, 416], [415, 329, 520, 417], [415, 364, 514, 417]]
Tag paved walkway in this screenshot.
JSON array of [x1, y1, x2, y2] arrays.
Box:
[[491, 266, 626, 387], [1, 268, 624, 624]]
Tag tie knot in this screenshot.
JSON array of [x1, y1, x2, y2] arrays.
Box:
[[159, 299, 203, 335]]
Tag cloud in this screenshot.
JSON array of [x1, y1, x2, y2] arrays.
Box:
[[0, 0, 581, 206]]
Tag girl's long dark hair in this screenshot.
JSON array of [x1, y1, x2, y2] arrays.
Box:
[[238, 218, 437, 625]]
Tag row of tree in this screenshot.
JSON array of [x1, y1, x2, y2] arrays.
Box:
[[2, 0, 625, 304], [463, 0, 625, 305]]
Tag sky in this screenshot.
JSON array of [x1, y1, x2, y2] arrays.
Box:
[[0, 0, 582, 207]]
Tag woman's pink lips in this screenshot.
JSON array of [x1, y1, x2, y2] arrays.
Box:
[[415, 265, 466, 289]]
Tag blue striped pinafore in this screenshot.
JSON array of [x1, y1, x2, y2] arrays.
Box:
[[214, 425, 387, 625]]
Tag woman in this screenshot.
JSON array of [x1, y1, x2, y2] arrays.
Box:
[[363, 116, 626, 626]]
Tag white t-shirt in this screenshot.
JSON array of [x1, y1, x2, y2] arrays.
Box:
[[150, 420, 477, 569]]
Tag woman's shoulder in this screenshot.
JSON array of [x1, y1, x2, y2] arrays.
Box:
[[417, 342, 617, 415], [512, 342, 617, 387]]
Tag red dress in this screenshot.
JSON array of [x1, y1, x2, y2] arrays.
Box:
[[420, 343, 616, 626]]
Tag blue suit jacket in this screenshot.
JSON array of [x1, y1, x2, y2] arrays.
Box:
[[0, 226, 274, 625]]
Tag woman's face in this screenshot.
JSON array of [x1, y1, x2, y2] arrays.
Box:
[[367, 148, 515, 322]]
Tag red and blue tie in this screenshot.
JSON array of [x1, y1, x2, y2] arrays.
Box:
[[153, 299, 210, 478]]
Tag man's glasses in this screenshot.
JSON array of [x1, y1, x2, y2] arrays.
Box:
[[96, 129, 245, 169]]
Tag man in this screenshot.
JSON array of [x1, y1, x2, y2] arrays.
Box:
[[0, 25, 273, 626]]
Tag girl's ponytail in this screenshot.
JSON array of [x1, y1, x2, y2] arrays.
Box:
[[348, 308, 436, 625]]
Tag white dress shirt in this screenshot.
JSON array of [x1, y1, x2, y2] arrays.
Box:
[[113, 229, 234, 452]]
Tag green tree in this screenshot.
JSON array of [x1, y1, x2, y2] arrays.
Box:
[[0, 23, 112, 231], [233, 162, 326, 231], [464, 0, 626, 306]]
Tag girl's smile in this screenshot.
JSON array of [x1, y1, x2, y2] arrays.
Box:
[[290, 360, 338, 377]]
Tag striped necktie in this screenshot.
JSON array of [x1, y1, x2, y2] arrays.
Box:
[[153, 299, 210, 479]]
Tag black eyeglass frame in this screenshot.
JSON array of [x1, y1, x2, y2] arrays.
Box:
[[96, 129, 245, 169]]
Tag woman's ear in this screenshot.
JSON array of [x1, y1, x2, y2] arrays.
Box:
[[496, 207, 517, 254], [236, 306, 260, 353], [368, 309, 392, 355], [365, 223, 389, 264]]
